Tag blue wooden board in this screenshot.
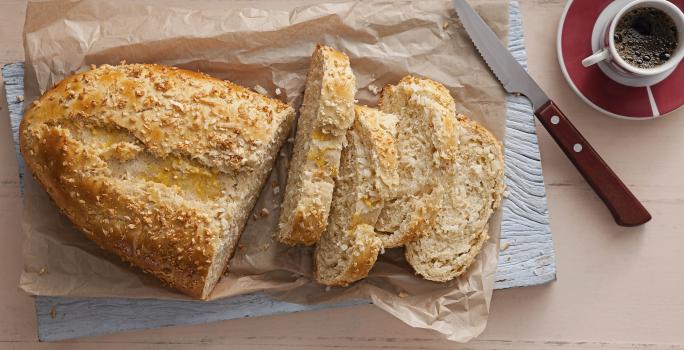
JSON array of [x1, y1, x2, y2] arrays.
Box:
[[1, 0, 555, 342]]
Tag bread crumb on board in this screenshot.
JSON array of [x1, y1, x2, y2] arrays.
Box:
[[398, 291, 409, 298], [16, 95, 24, 102], [50, 306, 57, 319], [275, 87, 282, 96], [367, 84, 380, 95], [500, 242, 510, 251], [38, 267, 48, 275], [253, 84, 269, 95], [260, 208, 270, 217]]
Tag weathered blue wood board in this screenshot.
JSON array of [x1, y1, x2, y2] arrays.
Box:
[[1, 1, 555, 342]]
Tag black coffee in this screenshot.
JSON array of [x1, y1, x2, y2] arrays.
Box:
[[614, 7, 678, 69]]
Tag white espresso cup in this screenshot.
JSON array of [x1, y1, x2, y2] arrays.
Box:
[[582, 0, 684, 79]]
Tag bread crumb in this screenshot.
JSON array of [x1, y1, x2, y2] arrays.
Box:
[[443, 22, 449, 30], [503, 190, 510, 198], [90, 64, 97, 70], [253, 212, 259, 220], [325, 286, 331, 292], [275, 88, 282, 96], [253, 85, 268, 95], [506, 256, 512, 262], [500, 242, 510, 251], [38, 267, 48, 275], [398, 291, 409, 298], [368, 84, 380, 95], [273, 186, 280, 195], [287, 137, 294, 143], [50, 306, 57, 319], [259, 208, 270, 217], [16, 95, 24, 102]]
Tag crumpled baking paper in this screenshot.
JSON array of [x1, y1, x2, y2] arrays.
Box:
[[19, 0, 507, 342]]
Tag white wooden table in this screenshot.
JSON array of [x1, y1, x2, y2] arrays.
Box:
[[1, 0, 683, 348]]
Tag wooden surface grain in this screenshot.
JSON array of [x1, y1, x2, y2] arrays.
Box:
[[1, 0, 683, 348]]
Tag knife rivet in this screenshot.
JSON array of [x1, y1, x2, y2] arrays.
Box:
[[573, 143, 583, 153], [551, 115, 560, 125]]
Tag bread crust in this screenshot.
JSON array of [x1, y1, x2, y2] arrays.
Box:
[[20, 63, 295, 299]]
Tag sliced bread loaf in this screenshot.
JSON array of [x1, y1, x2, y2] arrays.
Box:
[[378, 76, 505, 281], [277, 44, 356, 246], [314, 106, 399, 286]]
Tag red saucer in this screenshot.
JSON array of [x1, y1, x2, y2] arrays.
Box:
[[558, 0, 684, 119]]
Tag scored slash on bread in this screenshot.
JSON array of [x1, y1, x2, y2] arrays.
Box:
[[378, 76, 505, 282], [19, 64, 295, 299], [314, 106, 399, 286], [277, 44, 356, 246]]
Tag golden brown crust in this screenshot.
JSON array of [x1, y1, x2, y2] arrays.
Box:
[[20, 63, 295, 299]]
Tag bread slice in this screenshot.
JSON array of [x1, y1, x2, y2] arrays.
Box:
[[19, 63, 295, 299], [277, 44, 356, 246], [378, 76, 505, 281], [405, 117, 504, 281], [314, 106, 398, 286], [373, 76, 460, 248]]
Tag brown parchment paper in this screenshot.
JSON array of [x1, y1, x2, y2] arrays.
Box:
[[18, 0, 508, 342]]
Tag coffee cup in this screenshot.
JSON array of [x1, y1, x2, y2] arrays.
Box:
[[581, 0, 684, 80]]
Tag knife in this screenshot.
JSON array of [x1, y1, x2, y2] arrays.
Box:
[[453, 0, 651, 227]]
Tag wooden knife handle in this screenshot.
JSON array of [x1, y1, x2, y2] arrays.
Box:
[[535, 100, 651, 227]]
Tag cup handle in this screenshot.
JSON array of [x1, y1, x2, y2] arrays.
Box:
[[582, 48, 610, 67]]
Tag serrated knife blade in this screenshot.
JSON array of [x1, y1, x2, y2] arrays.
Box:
[[453, 0, 651, 226]]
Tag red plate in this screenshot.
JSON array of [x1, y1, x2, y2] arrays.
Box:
[[558, 0, 684, 119]]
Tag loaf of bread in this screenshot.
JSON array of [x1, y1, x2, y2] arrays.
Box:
[[378, 76, 505, 282], [277, 45, 356, 246], [314, 106, 398, 286], [19, 63, 295, 299]]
